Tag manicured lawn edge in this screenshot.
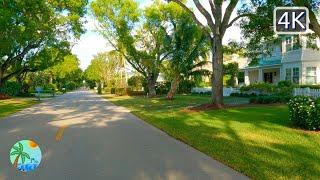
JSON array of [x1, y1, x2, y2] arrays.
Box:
[[104, 94, 320, 179]]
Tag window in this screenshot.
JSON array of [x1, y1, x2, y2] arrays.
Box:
[[285, 68, 292, 82], [306, 67, 317, 85], [293, 67, 300, 84]]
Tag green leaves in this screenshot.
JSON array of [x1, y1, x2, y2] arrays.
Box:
[[0, 0, 87, 85], [85, 51, 125, 88]]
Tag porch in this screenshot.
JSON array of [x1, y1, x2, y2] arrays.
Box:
[[243, 66, 282, 85]]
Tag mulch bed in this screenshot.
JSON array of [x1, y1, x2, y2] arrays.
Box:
[[0, 93, 11, 100]]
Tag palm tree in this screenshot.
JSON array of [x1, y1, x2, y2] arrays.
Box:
[[10, 142, 30, 168]]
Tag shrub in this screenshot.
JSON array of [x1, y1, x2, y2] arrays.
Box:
[[156, 82, 170, 95], [241, 82, 295, 96], [250, 95, 291, 104], [43, 83, 57, 91], [128, 76, 145, 91], [230, 92, 257, 98], [111, 88, 116, 94], [288, 96, 320, 130], [128, 90, 145, 96], [0, 81, 22, 96], [115, 88, 126, 96], [278, 81, 294, 88], [178, 80, 195, 94]]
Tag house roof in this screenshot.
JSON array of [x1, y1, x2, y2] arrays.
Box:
[[242, 59, 282, 70]]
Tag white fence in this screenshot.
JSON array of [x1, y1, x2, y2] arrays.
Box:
[[294, 88, 320, 98], [191, 87, 240, 97]]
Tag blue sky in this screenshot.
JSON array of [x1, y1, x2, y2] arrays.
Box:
[[72, 0, 243, 70]]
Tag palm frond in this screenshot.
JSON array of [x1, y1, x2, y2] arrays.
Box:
[[10, 151, 20, 156], [18, 142, 23, 151], [22, 152, 30, 159], [21, 155, 25, 164], [12, 146, 20, 152]]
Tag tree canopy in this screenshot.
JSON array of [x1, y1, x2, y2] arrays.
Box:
[[0, 0, 88, 86], [91, 0, 172, 96]]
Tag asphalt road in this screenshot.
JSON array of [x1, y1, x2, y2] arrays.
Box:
[[0, 91, 248, 180]]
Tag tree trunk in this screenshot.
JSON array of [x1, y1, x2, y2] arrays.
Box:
[[166, 76, 180, 100], [13, 154, 20, 168], [211, 37, 224, 108], [147, 79, 156, 97], [0, 68, 4, 88], [97, 82, 102, 94], [49, 73, 53, 84], [146, 74, 158, 97]]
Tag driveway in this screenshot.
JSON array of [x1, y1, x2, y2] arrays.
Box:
[[0, 91, 248, 180]]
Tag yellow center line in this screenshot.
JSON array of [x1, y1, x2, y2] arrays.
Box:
[[55, 125, 68, 141]]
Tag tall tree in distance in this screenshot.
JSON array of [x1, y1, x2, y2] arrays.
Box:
[[168, 0, 253, 108], [85, 52, 125, 94]]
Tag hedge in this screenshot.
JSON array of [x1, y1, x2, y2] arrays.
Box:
[[250, 95, 292, 104]]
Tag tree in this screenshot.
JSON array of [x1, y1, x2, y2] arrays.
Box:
[[0, 0, 87, 87], [85, 52, 124, 94], [10, 142, 30, 168], [155, 2, 210, 99], [293, 0, 320, 37], [49, 55, 83, 90], [91, 0, 171, 97], [169, 0, 253, 107], [241, 0, 320, 59]]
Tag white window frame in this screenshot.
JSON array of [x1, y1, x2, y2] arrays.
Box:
[[306, 67, 317, 85]]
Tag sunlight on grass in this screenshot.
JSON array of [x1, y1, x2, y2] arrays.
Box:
[[105, 95, 320, 180], [0, 98, 38, 119]]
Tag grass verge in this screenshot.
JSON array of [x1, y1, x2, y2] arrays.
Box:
[[105, 94, 320, 180], [0, 98, 38, 119]]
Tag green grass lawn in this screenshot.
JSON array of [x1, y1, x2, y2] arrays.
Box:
[[0, 98, 38, 119], [105, 94, 320, 180]]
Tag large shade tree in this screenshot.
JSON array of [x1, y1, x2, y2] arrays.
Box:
[[91, 0, 171, 97], [169, 0, 253, 107], [0, 0, 87, 87]]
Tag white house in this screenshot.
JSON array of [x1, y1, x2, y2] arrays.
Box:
[[241, 35, 320, 85]]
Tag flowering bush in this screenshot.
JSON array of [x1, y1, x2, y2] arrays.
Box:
[[288, 96, 320, 130]]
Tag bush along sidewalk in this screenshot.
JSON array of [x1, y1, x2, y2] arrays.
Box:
[[288, 96, 320, 131]]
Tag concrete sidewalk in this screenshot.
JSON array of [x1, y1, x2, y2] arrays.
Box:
[[0, 91, 248, 180]]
